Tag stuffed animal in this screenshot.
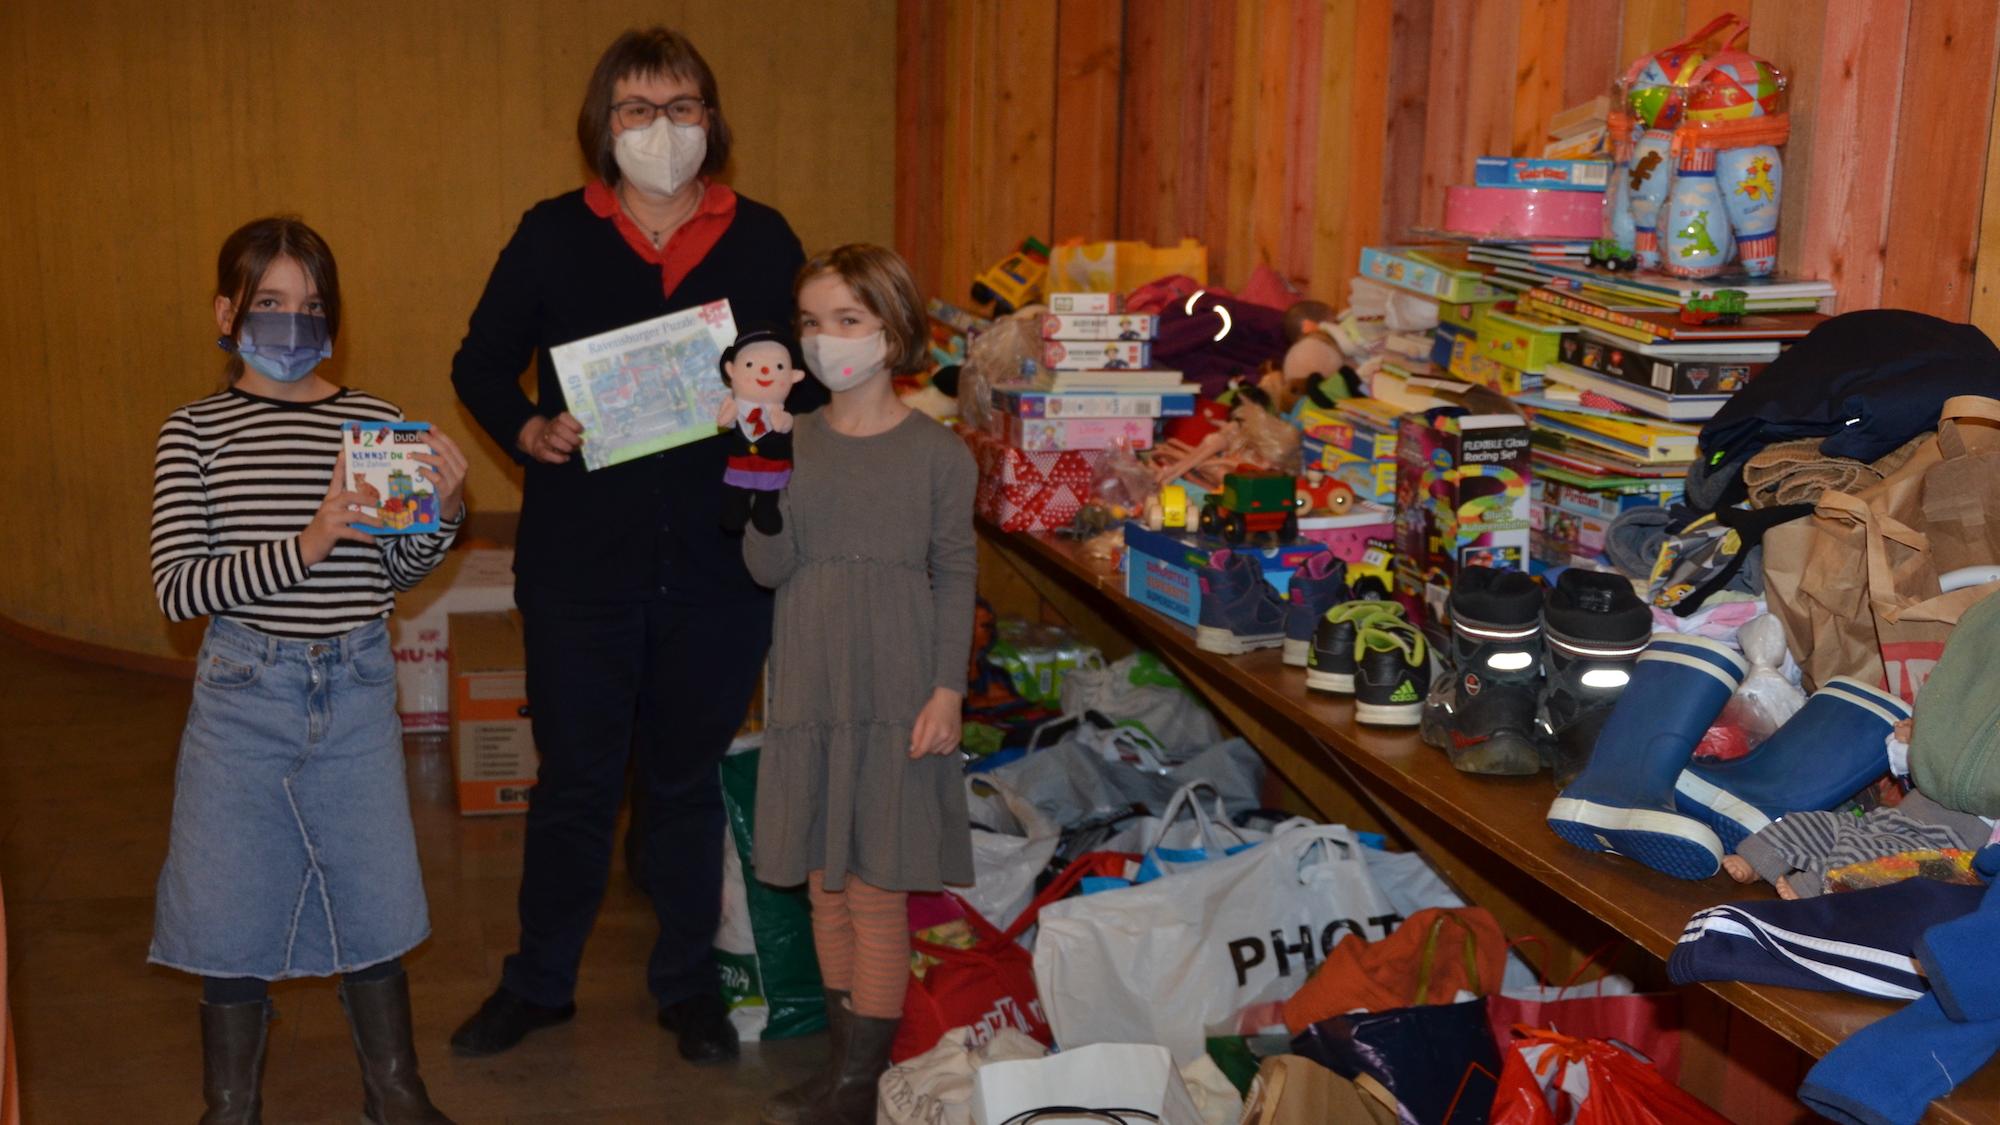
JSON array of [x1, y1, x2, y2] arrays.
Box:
[[717, 325, 806, 534]]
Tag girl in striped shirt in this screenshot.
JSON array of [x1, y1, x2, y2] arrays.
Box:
[[148, 216, 464, 1124]]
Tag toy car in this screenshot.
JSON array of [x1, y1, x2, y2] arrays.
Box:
[[1348, 544, 1396, 600], [1197, 470, 1299, 545], [1155, 485, 1189, 530], [1294, 470, 1357, 517], [1587, 238, 1639, 272], [1680, 289, 1747, 326], [970, 237, 1052, 315]]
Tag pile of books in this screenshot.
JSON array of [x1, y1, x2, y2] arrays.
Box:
[[992, 293, 1193, 453]]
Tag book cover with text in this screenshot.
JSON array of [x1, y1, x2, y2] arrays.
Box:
[[344, 421, 439, 535]]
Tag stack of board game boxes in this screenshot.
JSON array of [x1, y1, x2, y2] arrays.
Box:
[[991, 292, 1194, 453]]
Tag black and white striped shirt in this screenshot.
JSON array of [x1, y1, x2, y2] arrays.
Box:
[[150, 387, 462, 638]]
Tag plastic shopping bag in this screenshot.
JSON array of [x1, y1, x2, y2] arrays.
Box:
[[964, 776, 1061, 930], [1490, 1028, 1728, 1125], [1033, 822, 1400, 1065], [878, 1026, 1048, 1125], [1058, 650, 1223, 760], [971, 1043, 1209, 1125], [1084, 780, 1268, 892], [716, 739, 824, 1039]]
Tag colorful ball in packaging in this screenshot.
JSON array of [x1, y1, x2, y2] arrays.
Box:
[[1687, 51, 1783, 122]]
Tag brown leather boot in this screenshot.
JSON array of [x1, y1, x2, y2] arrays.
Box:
[[338, 970, 453, 1124], [799, 1011, 899, 1125], [759, 989, 851, 1125], [199, 1000, 270, 1125]]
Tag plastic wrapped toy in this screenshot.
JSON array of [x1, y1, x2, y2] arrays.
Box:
[[1609, 13, 1788, 277], [1702, 614, 1805, 759]]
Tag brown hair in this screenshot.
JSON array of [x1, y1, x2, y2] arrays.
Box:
[[795, 244, 931, 377], [215, 216, 341, 380], [576, 28, 733, 186]]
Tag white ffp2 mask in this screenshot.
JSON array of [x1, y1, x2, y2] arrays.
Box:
[[803, 332, 889, 392], [613, 119, 707, 198]]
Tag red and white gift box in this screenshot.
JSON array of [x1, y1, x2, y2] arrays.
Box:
[[964, 428, 1107, 532]]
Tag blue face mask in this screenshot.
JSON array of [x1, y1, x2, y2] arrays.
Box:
[[221, 311, 332, 383]]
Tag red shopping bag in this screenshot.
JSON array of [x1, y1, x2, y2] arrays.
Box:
[[1486, 941, 1683, 1082], [892, 851, 1135, 1062], [1491, 1027, 1727, 1125]]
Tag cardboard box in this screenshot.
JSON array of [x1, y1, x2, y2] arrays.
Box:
[[1556, 331, 1771, 395], [1296, 405, 1399, 461], [1395, 411, 1534, 584], [1040, 313, 1159, 341], [1300, 439, 1397, 506], [1122, 522, 1326, 628], [389, 548, 516, 732], [999, 414, 1155, 452], [449, 610, 538, 816], [1297, 503, 1397, 562], [1530, 502, 1611, 554], [965, 428, 1106, 531], [993, 388, 1197, 419], [1474, 309, 1569, 375], [1473, 156, 1613, 191], [1042, 340, 1151, 371], [1531, 478, 1665, 521]]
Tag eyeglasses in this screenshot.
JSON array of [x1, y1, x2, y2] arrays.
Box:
[[611, 97, 708, 130]]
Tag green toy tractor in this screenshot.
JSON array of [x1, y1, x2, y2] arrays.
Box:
[[1197, 470, 1299, 545]]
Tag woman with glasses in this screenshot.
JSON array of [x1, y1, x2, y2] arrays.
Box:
[[449, 27, 821, 1066]]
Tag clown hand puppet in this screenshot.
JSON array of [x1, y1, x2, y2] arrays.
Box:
[[717, 325, 805, 534]]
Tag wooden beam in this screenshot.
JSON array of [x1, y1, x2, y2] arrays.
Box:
[[1051, 0, 1124, 241], [1971, 64, 2000, 337], [1790, 0, 1904, 311]]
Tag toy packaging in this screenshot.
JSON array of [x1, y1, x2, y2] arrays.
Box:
[[1556, 330, 1772, 395], [1359, 246, 1507, 303], [999, 415, 1155, 453], [1040, 313, 1160, 341], [992, 388, 1197, 419], [1122, 522, 1326, 628], [1043, 339, 1151, 371], [1395, 410, 1534, 592], [1047, 291, 1124, 315], [1472, 156, 1613, 191], [344, 421, 440, 534], [1047, 238, 1208, 294]]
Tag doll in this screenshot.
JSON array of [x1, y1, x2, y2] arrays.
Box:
[[717, 325, 806, 534]]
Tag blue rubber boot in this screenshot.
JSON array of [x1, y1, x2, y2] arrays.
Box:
[[1282, 553, 1349, 667], [1546, 634, 1746, 879], [1195, 549, 1287, 655], [1673, 676, 1910, 854]]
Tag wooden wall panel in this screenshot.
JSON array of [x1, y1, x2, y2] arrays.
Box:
[[1381, 0, 1437, 242], [1971, 75, 2000, 337], [1878, 0, 2000, 320], [0, 0, 897, 659], [1788, 0, 1903, 309], [1051, 0, 1125, 242]]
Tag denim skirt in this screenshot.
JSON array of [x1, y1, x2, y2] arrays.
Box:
[[149, 616, 430, 979]]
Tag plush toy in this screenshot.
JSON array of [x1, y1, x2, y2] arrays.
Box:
[[717, 325, 806, 535]]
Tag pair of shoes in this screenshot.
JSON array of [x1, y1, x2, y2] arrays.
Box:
[[448, 988, 576, 1057], [1420, 568, 1651, 777], [658, 991, 741, 1065], [340, 970, 454, 1123], [1304, 602, 1430, 726], [1547, 637, 1910, 880], [760, 989, 850, 1125], [1282, 553, 1350, 666]]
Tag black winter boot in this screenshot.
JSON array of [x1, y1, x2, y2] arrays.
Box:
[[1536, 570, 1652, 786], [339, 970, 453, 1124], [760, 989, 851, 1125], [1421, 567, 1546, 775], [800, 1011, 899, 1125], [199, 1000, 270, 1125]]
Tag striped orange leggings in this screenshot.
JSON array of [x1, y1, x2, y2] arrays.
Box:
[[807, 871, 909, 1019]]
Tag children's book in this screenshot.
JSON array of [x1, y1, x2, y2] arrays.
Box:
[[548, 299, 739, 471], [344, 422, 440, 534]]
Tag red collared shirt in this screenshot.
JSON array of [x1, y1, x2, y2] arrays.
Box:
[[584, 178, 740, 298]]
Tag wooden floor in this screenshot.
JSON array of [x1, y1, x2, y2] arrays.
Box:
[[0, 630, 817, 1122]]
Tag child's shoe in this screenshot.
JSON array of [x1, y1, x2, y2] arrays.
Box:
[[1353, 621, 1430, 727], [1536, 570, 1652, 786], [1305, 601, 1406, 694], [1546, 634, 1746, 879], [1420, 567, 1546, 775], [1195, 549, 1287, 655], [1672, 676, 1910, 853], [1282, 553, 1350, 666]]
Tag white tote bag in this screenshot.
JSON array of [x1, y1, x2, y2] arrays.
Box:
[[963, 776, 1062, 931], [970, 1042, 1208, 1125], [1032, 823, 1396, 1065], [878, 1026, 1048, 1125]]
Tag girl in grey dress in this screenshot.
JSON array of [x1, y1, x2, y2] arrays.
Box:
[[744, 245, 976, 1125]]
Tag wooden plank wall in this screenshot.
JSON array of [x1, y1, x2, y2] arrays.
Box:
[[896, 0, 2000, 341]]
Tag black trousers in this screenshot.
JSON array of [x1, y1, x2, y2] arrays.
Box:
[[501, 584, 771, 1009]]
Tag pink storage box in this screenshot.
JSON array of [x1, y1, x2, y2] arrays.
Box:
[[1442, 185, 1606, 240]]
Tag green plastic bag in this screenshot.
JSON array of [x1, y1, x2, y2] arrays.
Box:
[[717, 739, 827, 1040]]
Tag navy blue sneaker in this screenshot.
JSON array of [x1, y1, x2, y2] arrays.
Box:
[[1282, 553, 1349, 667], [1195, 549, 1287, 655]]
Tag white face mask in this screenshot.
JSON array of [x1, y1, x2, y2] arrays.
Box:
[[613, 119, 707, 198], [803, 331, 889, 392]]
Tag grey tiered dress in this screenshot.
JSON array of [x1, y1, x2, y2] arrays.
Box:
[[744, 410, 978, 892]]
